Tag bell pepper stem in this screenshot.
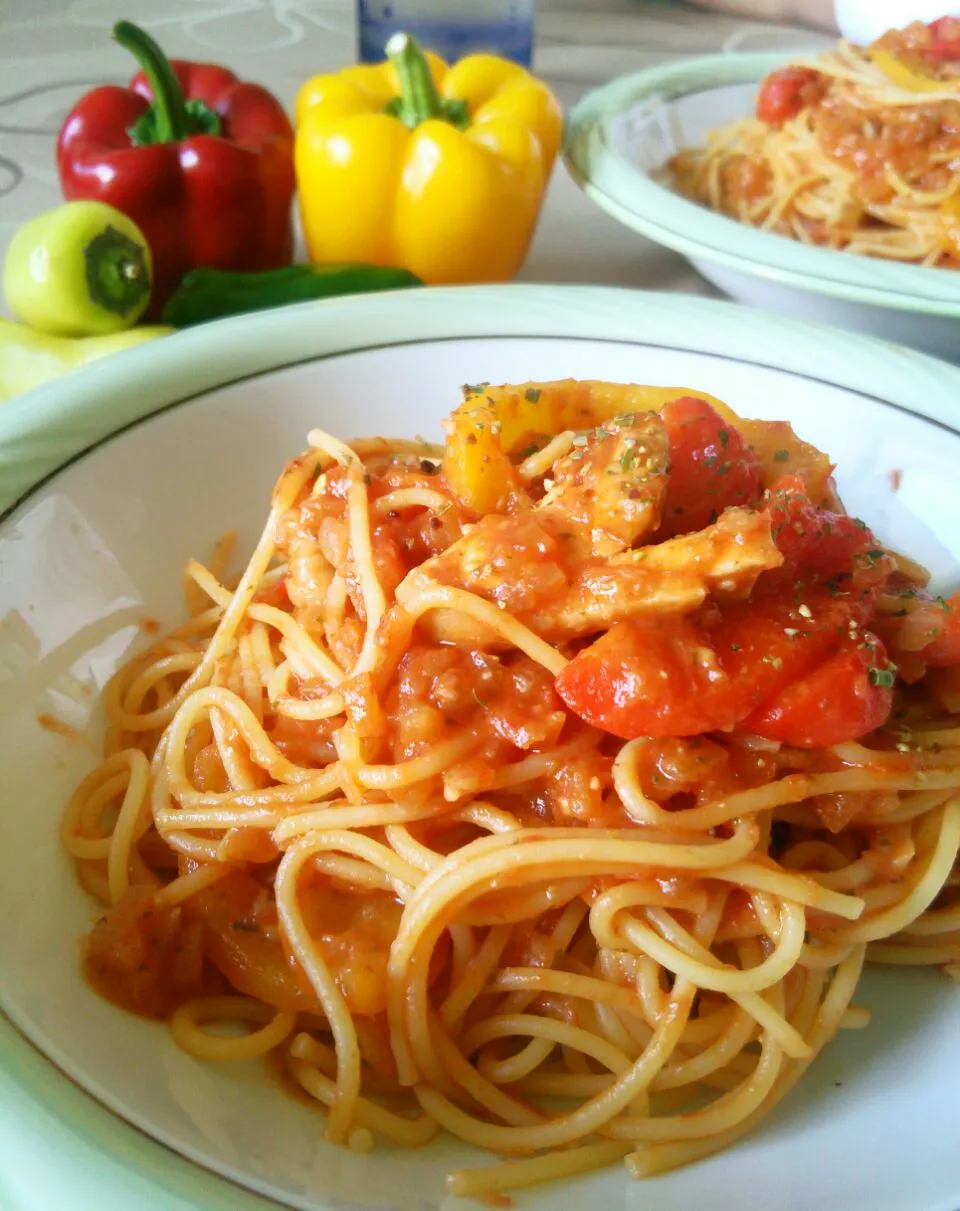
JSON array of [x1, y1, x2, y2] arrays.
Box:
[[386, 33, 444, 123], [113, 20, 190, 142], [84, 225, 152, 318], [385, 32, 468, 129]]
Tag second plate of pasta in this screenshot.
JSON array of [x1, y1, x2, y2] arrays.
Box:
[[564, 39, 960, 361]]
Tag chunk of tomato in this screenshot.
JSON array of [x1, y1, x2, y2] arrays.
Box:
[[657, 397, 761, 539], [926, 17, 960, 60], [765, 473, 891, 588], [557, 480, 893, 741], [556, 579, 873, 740], [756, 67, 822, 125], [743, 636, 895, 748]]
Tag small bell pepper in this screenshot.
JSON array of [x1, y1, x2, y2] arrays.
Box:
[[57, 21, 295, 313], [4, 201, 152, 337], [294, 33, 562, 285]]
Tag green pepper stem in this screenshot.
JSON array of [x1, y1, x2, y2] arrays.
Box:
[[386, 32, 449, 126], [114, 20, 190, 142], [384, 33, 470, 130], [84, 224, 151, 318]]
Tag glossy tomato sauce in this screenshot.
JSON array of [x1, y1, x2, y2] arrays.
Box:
[[78, 385, 960, 1026]]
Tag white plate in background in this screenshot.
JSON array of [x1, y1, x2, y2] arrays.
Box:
[[565, 56, 960, 362]]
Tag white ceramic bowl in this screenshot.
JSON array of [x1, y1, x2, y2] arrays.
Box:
[[2, 286, 960, 1211], [564, 55, 960, 362]]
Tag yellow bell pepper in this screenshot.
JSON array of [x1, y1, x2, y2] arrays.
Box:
[[294, 34, 562, 285], [868, 48, 952, 93], [443, 380, 741, 516]]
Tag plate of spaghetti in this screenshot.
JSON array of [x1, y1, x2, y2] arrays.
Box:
[[1, 286, 959, 1211], [564, 24, 960, 361], [671, 19, 960, 268]]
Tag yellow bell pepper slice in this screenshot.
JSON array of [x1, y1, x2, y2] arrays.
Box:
[[294, 34, 562, 285], [868, 48, 953, 93], [443, 379, 741, 516], [735, 418, 836, 504]]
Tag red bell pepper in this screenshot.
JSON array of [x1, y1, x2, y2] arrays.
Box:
[[57, 21, 295, 313]]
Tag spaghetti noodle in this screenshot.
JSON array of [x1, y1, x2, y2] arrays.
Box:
[[670, 19, 960, 267], [62, 380, 960, 1199]]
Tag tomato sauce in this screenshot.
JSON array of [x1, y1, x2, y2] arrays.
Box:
[[76, 383, 960, 1043], [673, 21, 960, 263], [813, 94, 960, 207]]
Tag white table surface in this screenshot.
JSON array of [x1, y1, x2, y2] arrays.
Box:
[[0, 0, 832, 309]]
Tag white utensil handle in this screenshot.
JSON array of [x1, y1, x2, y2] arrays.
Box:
[[835, 0, 960, 44]]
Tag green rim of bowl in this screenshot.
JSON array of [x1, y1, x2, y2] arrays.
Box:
[[563, 53, 960, 315], [0, 1015, 277, 1211], [5, 284, 960, 1211]]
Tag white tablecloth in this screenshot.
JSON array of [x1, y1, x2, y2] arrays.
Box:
[[0, 0, 832, 307]]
